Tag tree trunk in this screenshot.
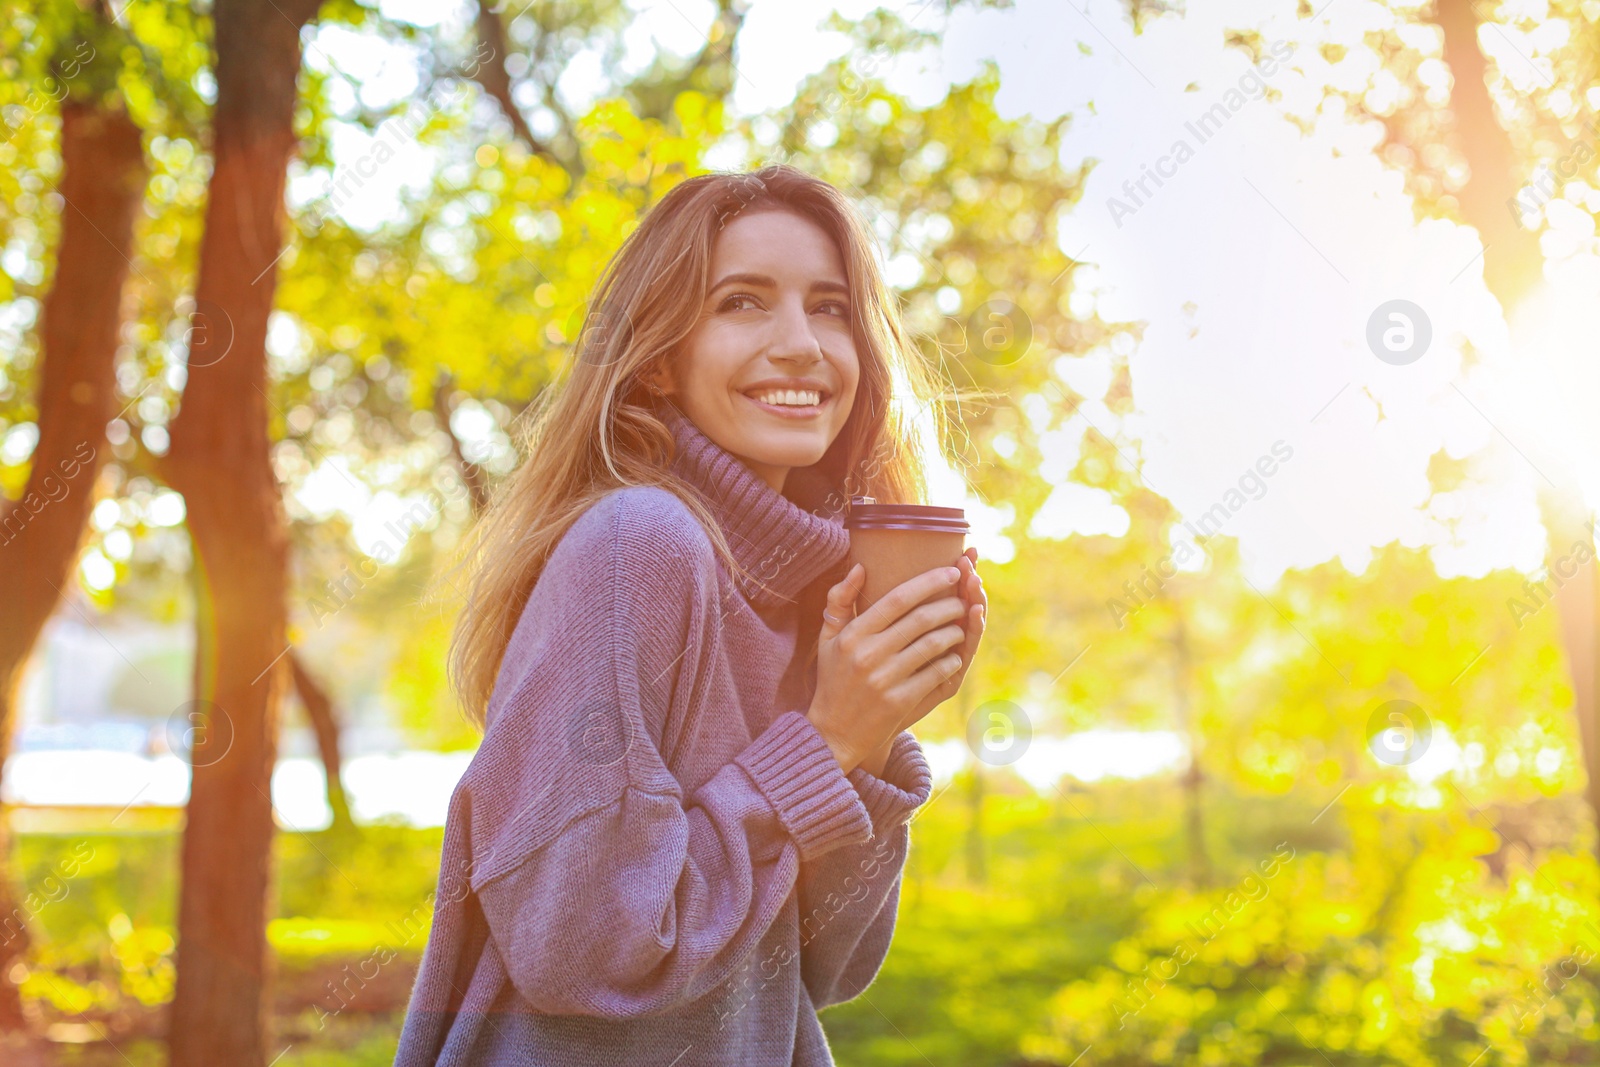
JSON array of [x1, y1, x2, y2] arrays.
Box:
[[0, 99, 145, 1032], [964, 762, 986, 885], [160, 0, 321, 1063], [289, 651, 354, 834], [1432, 0, 1600, 853], [1171, 612, 1209, 886], [1434, 0, 1543, 309], [1541, 487, 1600, 863], [957, 683, 986, 885]]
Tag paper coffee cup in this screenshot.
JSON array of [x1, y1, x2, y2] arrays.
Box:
[[844, 497, 970, 615]]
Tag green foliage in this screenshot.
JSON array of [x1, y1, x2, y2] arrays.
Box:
[[1034, 838, 1600, 1065], [12, 780, 1600, 1065]]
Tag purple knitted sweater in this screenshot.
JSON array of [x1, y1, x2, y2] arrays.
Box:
[[392, 401, 934, 1065]]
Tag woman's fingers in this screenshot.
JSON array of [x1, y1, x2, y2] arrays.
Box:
[[964, 596, 986, 664], [865, 593, 966, 660], [889, 621, 967, 678], [894, 648, 967, 709], [854, 566, 963, 637], [820, 563, 864, 641], [959, 557, 987, 675], [888, 599, 984, 732], [940, 603, 984, 687]]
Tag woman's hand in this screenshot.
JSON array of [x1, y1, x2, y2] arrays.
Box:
[[806, 551, 986, 774], [907, 547, 986, 724], [854, 548, 988, 776]]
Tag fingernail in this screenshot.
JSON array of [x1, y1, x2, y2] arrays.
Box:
[[945, 567, 960, 582]]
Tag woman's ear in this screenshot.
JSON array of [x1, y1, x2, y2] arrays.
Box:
[[642, 362, 673, 396]]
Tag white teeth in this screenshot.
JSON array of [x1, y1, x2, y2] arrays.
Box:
[[750, 389, 821, 407]]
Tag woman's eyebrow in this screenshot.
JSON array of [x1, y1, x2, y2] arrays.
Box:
[[709, 272, 849, 296]]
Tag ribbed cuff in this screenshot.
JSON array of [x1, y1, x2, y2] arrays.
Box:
[[848, 731, 933, 832], [736, 711, 874, 860]]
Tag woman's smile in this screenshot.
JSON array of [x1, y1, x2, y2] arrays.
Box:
[[738, 376, 833, 419]]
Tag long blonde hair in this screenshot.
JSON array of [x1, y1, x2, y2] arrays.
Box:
[[437, 163, 954, 729]]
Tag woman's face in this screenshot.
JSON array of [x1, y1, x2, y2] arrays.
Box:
[[649, 207, 860, 494]]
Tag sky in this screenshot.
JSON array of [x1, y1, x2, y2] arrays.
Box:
[[299, 0, 1600, 590]]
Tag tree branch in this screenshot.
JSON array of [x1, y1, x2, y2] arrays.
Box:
[[472, 0, 573, 175], [433, 372, 490, 514]]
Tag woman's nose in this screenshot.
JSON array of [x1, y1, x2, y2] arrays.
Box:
[[768, 302, 824, 362]]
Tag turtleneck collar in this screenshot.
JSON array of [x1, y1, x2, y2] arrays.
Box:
[[656, 399, 851, 609]]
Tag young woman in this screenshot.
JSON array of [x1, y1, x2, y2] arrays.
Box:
[[393, 163, 988, 1065]]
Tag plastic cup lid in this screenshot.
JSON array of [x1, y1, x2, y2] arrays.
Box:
[[844, 498, 970, 534]]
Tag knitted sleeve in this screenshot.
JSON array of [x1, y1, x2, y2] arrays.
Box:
[[794, 728, 933, 1009], [462, 488, 878, 1019]]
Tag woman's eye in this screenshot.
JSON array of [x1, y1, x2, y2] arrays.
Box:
[[815, 301, 849, 317], [720, 293, 761, 312]]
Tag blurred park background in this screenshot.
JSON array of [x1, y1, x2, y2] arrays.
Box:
[[6, 0, 1600, 1063]]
